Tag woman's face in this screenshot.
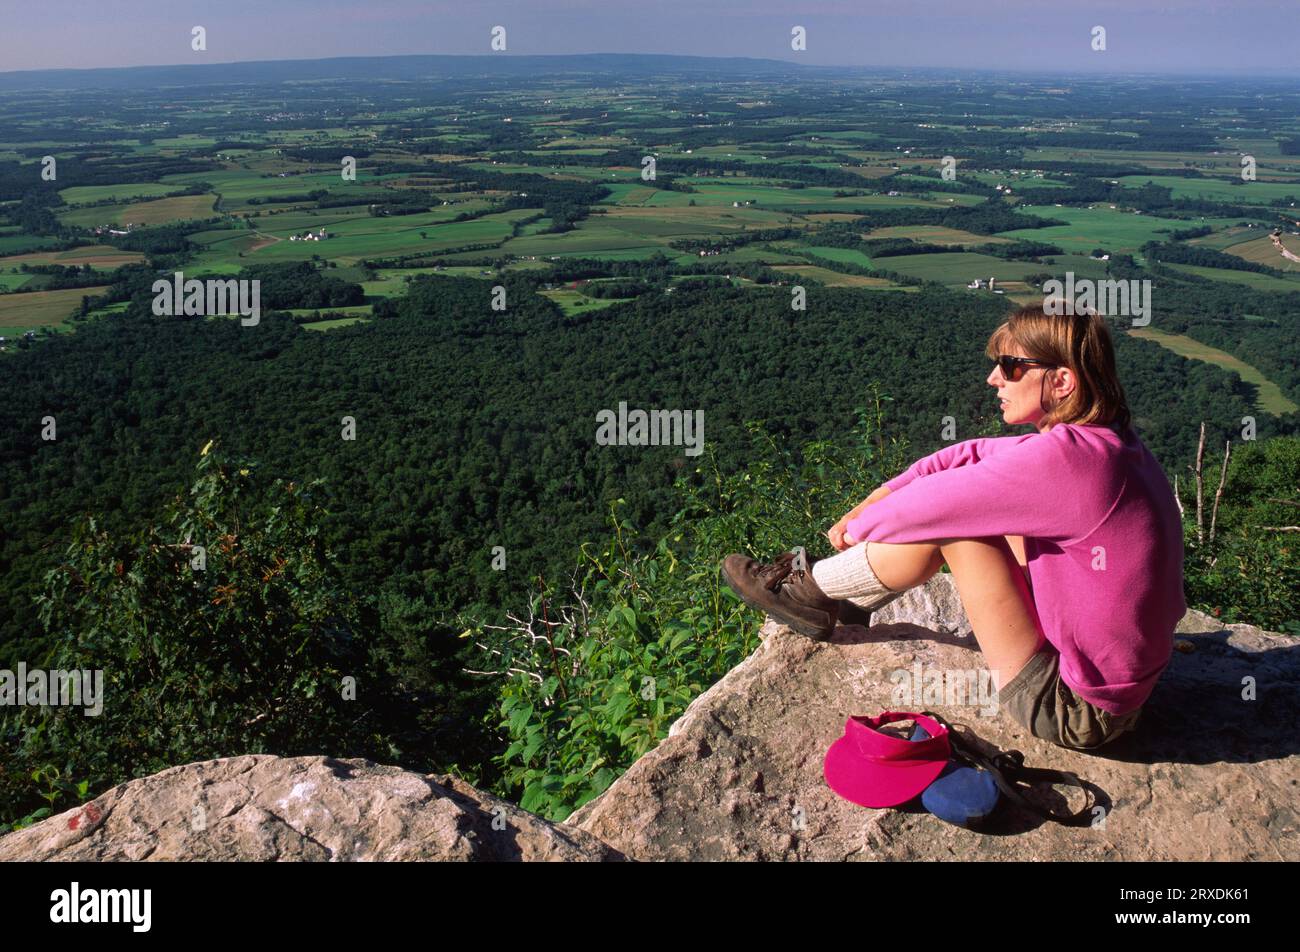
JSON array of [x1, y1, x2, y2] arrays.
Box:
[[988, 345, 1057, 427]]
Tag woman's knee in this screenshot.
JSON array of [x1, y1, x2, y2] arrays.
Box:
[[937, 535, 1015, 565]]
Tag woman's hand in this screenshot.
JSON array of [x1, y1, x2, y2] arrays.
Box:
[[827, 485, 892, 551]]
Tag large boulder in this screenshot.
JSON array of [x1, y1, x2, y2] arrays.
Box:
[[566, 574, 1300, 861], [0, 754, 624, 861]]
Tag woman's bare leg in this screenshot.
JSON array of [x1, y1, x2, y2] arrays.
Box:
[[863, 540, 945, 591], [865, 537, 1045, 691]]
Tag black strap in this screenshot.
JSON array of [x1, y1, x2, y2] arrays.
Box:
[[920, 711, 1097, 827]]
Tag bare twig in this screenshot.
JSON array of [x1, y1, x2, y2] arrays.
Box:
[[1193, 422, 1206, 547], [1258, 526, 1300, 533], [1209, 440, 1230, 546], [1173, 473, 1184, 519], [462, 667, 544, 682]]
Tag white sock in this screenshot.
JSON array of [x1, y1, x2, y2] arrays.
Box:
[[812, 543, 901, 604]]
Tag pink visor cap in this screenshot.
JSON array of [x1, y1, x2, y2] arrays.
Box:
[[823, 711, 952, 808]]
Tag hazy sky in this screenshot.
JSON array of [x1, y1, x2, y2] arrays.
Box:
[[3, 0, 1296, 74]]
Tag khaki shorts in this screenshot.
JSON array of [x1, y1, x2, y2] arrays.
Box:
[[997, 648, 1143, 750]]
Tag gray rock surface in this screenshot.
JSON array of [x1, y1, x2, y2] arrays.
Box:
[[0, 754, 624, 861], [566, 574, 1299, 860]]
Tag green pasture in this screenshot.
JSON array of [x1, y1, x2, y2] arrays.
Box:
[[769, 265, 908, 289], [539, 289, 634, 315], [596, 204, 796, 236], [59, 183, 183, 205], [799, 246, 874, 268], [1162, 263, 1300, 291], [711, 246, 810, 265], [1023, 147, 1258, 173], [1128, 327, 1298, 415], [0, 236, 60, 255], [188, 228, 252, 247], [502, 258, 553, 271], [58, 194, 217, 228], [1040, 254, 1111, 280], [301, 317, 371, 331], [1115, 175, 1300, 203], [241, 206, 379, 235], [195, 209, 535, 265], [503, 216, 666, 257], [160, 169, 404, 208], [964, 172, 1069, 190], [1001, 206, 1242, 254], [633, 182, 965, 211], [0, 245, 145, 268], [1222, 234, 1300, 271], [0, 285, 110, 332], [866, 225, 1007, 246], [873, 252, 1044, 284], [285, 305, 372, 318], [524, 246, 668, 262], [1187, 226, 1268, 251], [363, 267, 475, 296]]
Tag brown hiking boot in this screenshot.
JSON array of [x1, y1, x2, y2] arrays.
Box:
[[721, 547, 840, 640]]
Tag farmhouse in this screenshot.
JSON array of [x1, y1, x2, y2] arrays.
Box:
[[289, 228, 330, 242]]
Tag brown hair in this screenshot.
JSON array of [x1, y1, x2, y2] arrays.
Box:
[[986, 304, 1132, 432]]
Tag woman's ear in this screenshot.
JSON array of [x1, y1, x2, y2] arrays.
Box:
[[1053, 366, 1077, 400]]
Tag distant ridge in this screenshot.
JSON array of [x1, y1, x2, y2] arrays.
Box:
[[0, 53, 849, 92]]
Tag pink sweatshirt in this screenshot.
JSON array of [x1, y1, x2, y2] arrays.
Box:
[[844, 422, 1185, 715]]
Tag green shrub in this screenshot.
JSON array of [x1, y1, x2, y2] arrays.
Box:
[[460, 387, 912, 820], [0, 443, 386, 826], [1181, 435, 1300, 632]]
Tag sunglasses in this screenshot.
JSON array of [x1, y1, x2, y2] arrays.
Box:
[[994, 355, 1057, 382]]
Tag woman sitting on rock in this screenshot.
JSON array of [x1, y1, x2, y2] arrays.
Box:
[[722, 303, 1186, 750]]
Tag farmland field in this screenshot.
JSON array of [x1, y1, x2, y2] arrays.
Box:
[[1222, 234, 1300, 272], [1129, 327, 1299, 415], [539, 288, 637, 314], [58, 193, 218, 227], [0, 235, 59, 255], [1001, 207, 1244, 255], [0, 286, 110, 331], [59, 183, 184, 205], [1162, 263, 1300, 291], [1186, 226, 1268, 251], [866, 226, 1010, 246], [0, 245, 146, 268], [769, 265, 907, 289], [872, 252, 1044, 285], [799, 246, 874, 268], [301, 317, 371, 331], [1115, 176, 1300, 204]]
